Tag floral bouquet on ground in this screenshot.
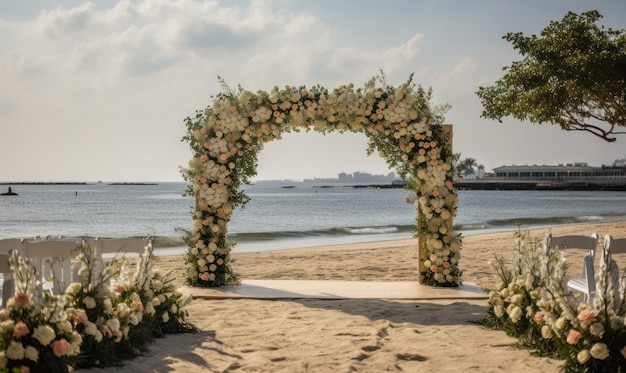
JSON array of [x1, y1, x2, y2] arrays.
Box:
[[485, 228, 626, 372], [0, 252, 81, 373], [0, 237, 196, 372]]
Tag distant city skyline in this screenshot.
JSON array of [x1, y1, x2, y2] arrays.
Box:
[[0, 1, 625, 182]]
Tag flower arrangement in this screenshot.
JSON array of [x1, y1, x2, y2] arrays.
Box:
[[182, 72, 461, 287], [485, 228, 626, 371], [0, 238, 195, 373]]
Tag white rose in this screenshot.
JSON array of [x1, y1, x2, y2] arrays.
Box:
[[24, 345, 39, 362], [170, 304, 178, 314], [57, 320, 73, 334], [6, 341, 25, 360], [541, 325, 552, 339], [577, 349, 590, 364], [589, 343, 610, 360], [32, 325, 56, 346], [555, 316, 567, 330], [162, 312, 170, 323], [83, 296, 97, 309], [84, 322, 98, 336]]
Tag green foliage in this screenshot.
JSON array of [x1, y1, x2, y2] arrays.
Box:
[[476, 10, 626, 142]]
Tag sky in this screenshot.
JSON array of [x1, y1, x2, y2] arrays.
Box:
[[1, 0, 625, 182]]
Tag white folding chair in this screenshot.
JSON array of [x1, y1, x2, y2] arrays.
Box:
[[95, 237, 153, 282], [22, 239, 82, 295], [0, 239, 24, 255], [601, 235, 626, 306], [0, 239, 24, 306], [549, 233, 599, 302], [0, 254, 13, 307], [97, 237, 152, 256]]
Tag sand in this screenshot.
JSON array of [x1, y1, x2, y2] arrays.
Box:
[[79, 220, 626, 372]]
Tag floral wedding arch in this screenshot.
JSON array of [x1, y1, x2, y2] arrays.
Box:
[[181, 73, 462, 288]]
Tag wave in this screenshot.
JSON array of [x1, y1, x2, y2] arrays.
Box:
[[229, 225, 414, 242], [458, 212, 626, 232]]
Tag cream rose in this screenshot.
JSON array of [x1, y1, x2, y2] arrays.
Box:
[[32, 325, 56, 346]]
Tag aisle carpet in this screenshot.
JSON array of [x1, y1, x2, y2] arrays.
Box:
[[179, 280, 488, 300]]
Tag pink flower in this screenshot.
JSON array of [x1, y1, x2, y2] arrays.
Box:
[[52, 338, 70, 357], [14, 293, 29, 308], [132, 301, 144, 313], [19, 366, 30, 373], [114, 284, 126, 293], [200, 272, 210, 281], [567, 329, 583, 345], [621, 345, 626, 359], [101, 325, 112, 338], [12, 321, 29, 338], [430, 265, 439, 273], [73, 310, 88, 324], [577, 309, 595, 325], [533, 312, 544, 323], [217, 258, 224, 265]]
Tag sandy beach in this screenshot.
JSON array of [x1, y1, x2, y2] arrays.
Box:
[[82, 220, 626, 372]]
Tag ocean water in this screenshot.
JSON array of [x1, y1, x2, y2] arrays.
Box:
[[1, 181, 626, 254]]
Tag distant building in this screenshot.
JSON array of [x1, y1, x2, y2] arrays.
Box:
[[305, 171, 397, 183], [492, 162, 626, 181]]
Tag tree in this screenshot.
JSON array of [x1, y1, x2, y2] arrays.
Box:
[[462, 157, 477, 178], [476, 10, 626, 142], [477, 164, 485, 179]]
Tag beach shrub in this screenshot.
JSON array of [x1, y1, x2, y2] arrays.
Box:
[[182, 72, 462, 287], [0, 239, 195, 372], [485, 228, 626, 372]]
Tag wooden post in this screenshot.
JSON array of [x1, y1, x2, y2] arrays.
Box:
[[418, 124, 452, 284]]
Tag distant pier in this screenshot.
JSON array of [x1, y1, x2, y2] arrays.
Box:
[[455, 180, 626, 191]]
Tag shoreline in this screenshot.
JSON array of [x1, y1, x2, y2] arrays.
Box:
[[153, 217, 623, 257]]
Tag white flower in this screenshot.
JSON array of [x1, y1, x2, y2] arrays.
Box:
[[103, 299, 113, 313], [510, 294, 524, 305], [24, 345, 39, 362], [57, 320, 73, 334], [6, 341, 25, 360], [508, 305, 523, 323], [65, 282, 82, 295], [83, 296, 97, 309], [555, 316, 567, 330], [0, 320, 14, 333], [540, 325, 552, 339], [162, 312, 170, 323], [32, 325, 56, 346], [589, 322, 604, 337], [106, 318, 121, 333], [577, 349, 591, 364], [84, 322, 98, 336], [589, 343, 610, 360]]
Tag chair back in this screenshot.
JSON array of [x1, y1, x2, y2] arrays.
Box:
[[549, 233, 599, 258], [22, 239, 82, 295], [0, 239, 24, 255], [0, 254, 13, 307], [97, 237, 152, 255], [602, 235, 626, 305]]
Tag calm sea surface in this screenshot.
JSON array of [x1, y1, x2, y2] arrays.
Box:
[[1, 181, 626, 254]]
